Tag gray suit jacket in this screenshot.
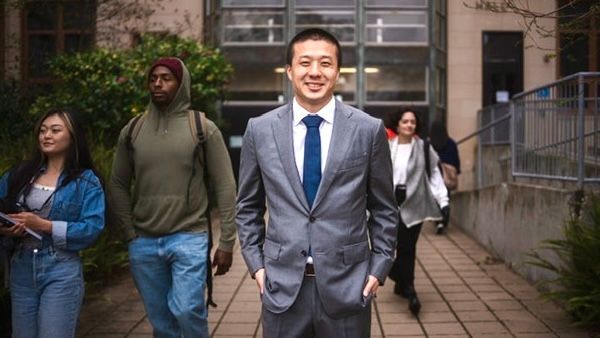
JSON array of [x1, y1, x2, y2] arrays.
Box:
[[236, 100, 398, 318]]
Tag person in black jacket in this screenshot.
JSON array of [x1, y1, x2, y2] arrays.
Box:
[[429, 120, 460, 234]]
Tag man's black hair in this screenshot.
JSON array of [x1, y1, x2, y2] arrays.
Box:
[[286, 28, 342, 68]]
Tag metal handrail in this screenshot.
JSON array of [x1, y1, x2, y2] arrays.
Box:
[[457, 113, 510, 145], [458, 72, 600, 189], [512, 71, 600, 100]]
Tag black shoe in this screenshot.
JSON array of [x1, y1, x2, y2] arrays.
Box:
[[408, 293, 421, 316], [436, 223, 445, 235], [393, 283, 407, 297]]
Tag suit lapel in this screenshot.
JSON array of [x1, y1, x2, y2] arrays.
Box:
[[312, 101, 356, 209], [272, 104, 310, 211]]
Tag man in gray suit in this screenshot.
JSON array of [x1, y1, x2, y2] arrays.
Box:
[[236, 28, 398, 338]]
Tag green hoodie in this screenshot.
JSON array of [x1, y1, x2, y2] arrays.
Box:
[[108, 59, 237, 251]]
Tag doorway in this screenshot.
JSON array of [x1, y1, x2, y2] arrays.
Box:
[[482, 32, 524, 107]]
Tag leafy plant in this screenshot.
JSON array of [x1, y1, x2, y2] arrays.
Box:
[[528, 192, 600, 327], [0, 80, 34, 173], [29, 33, 233, 145], [81, 231, 130, 292]]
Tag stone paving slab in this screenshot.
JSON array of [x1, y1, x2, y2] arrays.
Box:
[[78, 224, 594, 337]]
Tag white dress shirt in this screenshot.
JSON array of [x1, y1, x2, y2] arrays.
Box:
[[292, 96, 335, 264], [292, 96, 335, 181]]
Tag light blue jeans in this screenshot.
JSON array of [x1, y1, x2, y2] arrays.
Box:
[[10, 245, 84, 338], [129, 232, 209, 338]]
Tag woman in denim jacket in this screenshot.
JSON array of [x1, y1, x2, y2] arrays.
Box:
[[0, 108, 105, 338]]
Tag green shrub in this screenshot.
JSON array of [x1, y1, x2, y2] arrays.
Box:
[[0, 80, 34, 173], [29, 34, 233, 145], [528, 192, 600, 327], [81, 231, 129, 292]]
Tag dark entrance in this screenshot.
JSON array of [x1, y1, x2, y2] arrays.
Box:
[[482, 32, 524, 107]]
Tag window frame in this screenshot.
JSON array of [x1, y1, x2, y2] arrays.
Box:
[[221, 7, 287, 46], [21, 0, 96, 90], [364, 10, 429, 46], [557, 0, 598, 76]]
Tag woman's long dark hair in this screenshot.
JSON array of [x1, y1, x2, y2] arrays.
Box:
[[1, 108, 101, 211], [429, 119, 449, 151]]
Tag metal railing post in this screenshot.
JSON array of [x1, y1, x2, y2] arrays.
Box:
[[285, 0, 296, 102], [510, 101, 515, 180], [356, 0, 365, 110], [577, 73, 585, 188], [477, 109, 483, 188]]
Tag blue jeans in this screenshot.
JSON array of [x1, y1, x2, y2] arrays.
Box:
[[129, 232, 209, 338], [10, 246, 84, 338]]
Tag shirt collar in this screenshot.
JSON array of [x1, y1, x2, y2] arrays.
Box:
[[292, 96, 336, 126]]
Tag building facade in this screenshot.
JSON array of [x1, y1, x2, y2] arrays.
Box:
[[2, 0, 597, 187]]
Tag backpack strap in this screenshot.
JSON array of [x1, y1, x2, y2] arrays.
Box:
[[424, 139, 431, 179], [188, 110, 208, 144], [187, 110, 217, 309]]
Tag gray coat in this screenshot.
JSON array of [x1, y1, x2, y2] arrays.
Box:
[[236, 100, 398, 318], [389, 137, 443, 227]]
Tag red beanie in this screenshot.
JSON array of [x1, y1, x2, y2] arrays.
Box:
[[149, 57, 183, 84]]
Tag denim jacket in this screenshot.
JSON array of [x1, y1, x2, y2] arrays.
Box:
[[0, 168, 105, 252]]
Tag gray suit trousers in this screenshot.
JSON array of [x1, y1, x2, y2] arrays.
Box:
[[262, 276, 372, 338]]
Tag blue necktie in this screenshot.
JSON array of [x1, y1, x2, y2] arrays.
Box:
[[302, 115, 323, 208]]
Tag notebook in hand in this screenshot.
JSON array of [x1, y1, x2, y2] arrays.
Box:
[[0, 211, 17, 227], [0, 211, 42, 240]]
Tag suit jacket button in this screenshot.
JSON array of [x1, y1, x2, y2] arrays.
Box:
[[309, 216, 316, 222], [300, 250, 307, 256]]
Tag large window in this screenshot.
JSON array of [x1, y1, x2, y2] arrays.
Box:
[[214, 0, 445, 175], [22, 0, 95, 93], [296, 1, 355, 43], [364, 0, 429, 106], [223, 47, 287, 103], [222, 9, 285, 45], [365, 11, 427, 44], [217, 0, 443, 108], [558, 0, 599, 76], [364, 47, 428, 104], [221, 0, 286, 103]]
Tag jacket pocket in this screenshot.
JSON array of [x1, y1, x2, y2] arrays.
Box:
[[338, 154, 367, 172], [343, 240, 370, 265], [263, 239, 281, 260]]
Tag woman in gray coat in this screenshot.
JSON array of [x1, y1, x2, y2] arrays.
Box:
[[387, 107, 449, 316]]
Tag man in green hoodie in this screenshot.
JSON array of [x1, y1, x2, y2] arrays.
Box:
[[108, 57, 237, 338]]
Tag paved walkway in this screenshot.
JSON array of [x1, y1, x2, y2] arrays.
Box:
[[77, 224, 592, 337]]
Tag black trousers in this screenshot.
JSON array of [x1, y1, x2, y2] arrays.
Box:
[[389, 221, 423, 291]]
